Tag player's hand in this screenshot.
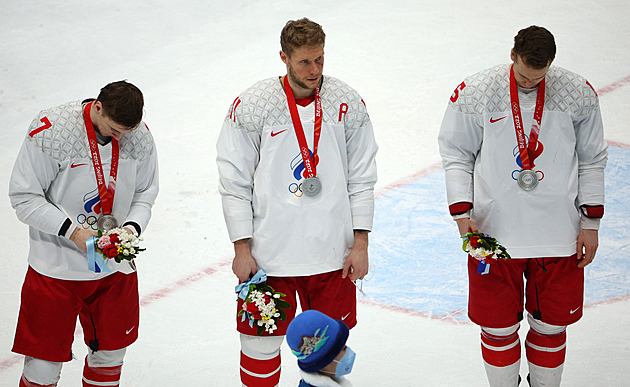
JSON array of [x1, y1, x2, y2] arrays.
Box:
[[69, 228, 98, 253], [232, 239, 258, 283], [577, 229, 598, 268], [455, 217, 478, 236], [343, 231, 369, 281]]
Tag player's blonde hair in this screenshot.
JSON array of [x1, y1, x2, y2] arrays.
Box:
[[280, 18, 326, 58]]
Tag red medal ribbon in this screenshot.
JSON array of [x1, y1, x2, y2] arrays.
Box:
[[283, 75, 322, 178], [509, 65, 545, 170], [83, 101, 119, 216]]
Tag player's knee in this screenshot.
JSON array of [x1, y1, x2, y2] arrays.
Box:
[[527, 313, 566, 336], [86, 348, 126, 367], [240, 333, 284, 359], [22, 356, 62, 386]]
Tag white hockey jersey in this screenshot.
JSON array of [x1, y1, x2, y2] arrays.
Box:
[[216, 76, 378, 277], [9, 100, 159, 280], [438, 64, 607, 258]]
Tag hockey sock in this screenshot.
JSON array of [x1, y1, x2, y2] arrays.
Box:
[[82, 354, 123, 387], [21, 357, 62, 387], [239, 334, 283, 387], [19, 374, 58, 387], [240, 352, 281, 387], [480, 325, 521, 387], [525, 327, 566, 386]]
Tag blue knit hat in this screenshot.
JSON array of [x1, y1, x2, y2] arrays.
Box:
[[286, 310, 349, 372]]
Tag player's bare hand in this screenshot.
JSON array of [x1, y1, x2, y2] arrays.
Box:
[[343, 231, 369, 281], [233, 239, 258, 283], [69, 228, 98, 253], [577, 229, 598, 268], [456, 217, 478, 236]]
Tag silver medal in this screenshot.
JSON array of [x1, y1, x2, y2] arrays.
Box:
[[97, 215, 119, 231], [302, 177, 322, 197], [517, 170, 539, 191]]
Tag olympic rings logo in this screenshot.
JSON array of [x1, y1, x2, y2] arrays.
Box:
[[77, 214, 98, 230], [288, 182, 304, 197]]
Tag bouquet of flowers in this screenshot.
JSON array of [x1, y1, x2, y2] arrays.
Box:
[[95, 227, 145, 263], [462, 232, 511, 274], [462, 232, 511, 261], [235, 269, 291, 335]]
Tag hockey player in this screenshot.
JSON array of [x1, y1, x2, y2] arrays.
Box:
[[438, 26, 607, 386], [216, 18, 378, 386], [286, 310, 355, 387], [9, 80, 159, 387]]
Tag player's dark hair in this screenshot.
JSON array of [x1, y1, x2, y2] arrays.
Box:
[[96, 80, 144, 129], [280, 18, 326, 58], [513, 26, 556, 69]]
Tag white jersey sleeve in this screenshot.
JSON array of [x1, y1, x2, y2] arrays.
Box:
[[340, 86, 378, 231], [10, 114, 71, 236], [119, 128, 160, 234], [216, 88, 265, 242]]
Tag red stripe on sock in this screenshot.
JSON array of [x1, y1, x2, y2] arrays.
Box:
[[240, 368, 280, 387], [481, 331, 521, 367], [240, 352, 281, 375], [20, 374, 57, 387], [526, 329, 566, 368], [240, 353, 281, 387], [83, 358, 122, 386]]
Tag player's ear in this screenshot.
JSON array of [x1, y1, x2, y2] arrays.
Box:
[[510, 49, 516, 62], [280, 50, 288, 65]]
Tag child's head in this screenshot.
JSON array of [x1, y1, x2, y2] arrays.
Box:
[[286, 310, 355, 377]]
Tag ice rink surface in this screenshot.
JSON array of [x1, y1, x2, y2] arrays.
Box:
[[1, 1, 629, 385]]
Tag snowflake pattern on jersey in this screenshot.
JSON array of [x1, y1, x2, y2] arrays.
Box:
[[225, 76, 370, 134], [449, 64, 599, 118], [27, 100, 155, 163]]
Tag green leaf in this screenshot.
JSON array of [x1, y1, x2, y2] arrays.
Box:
[[276, 300, 291, 309]]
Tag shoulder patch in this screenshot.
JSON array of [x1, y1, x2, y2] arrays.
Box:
[[226, 77, 290, 133], [544, 66, 599, 117], [27, 101, 90, 162], [449, 64, 510, 115], [320, 76, 369, 130], [119, 123, 155, 161]]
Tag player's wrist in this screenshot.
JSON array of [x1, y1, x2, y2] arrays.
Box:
[[66, 226, 80, 240], [452, 211, 471, 220]]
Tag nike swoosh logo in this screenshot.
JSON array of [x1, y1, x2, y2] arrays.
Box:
[[490, 116, 508, 123], [71, 163, 88, 168], [341, 312, 351, 321], [126, 326, 136, 334], [569, 307, 581, 314], [270, 129, 288, 137]]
